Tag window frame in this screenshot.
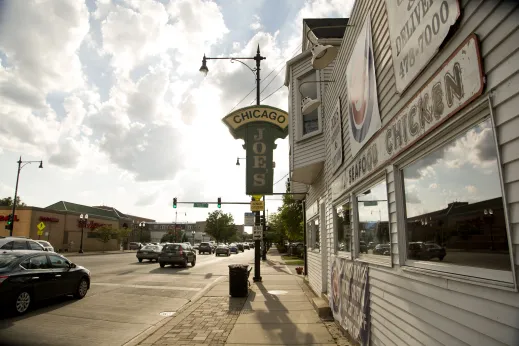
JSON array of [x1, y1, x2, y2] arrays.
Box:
[[295, 67, 323, 142], [394, 106, 516, 288], [307, 215, 320, 252], [353, 171, 392, 267], [333, 195, 353, 260]]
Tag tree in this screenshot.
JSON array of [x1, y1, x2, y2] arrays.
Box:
[[114, 227, 132, 250], [94, 226, 116, 251], [205, 210, 237, 243], [269, 182, 304, 247], [161, 233, 176, 243], [0, 196, 27, 207]]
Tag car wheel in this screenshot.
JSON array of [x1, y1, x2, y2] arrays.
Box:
[[138, 258, 142, 263], [74, 277, 89, 299], [13, 290, 31, 315], [191, 258, 196, 267], [159, 262, 165, 268], [439, 256, 445, 261], [182, 258, 188, 268]]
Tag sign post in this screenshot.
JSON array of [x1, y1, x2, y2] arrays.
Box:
[[222, 105, 289, 282]]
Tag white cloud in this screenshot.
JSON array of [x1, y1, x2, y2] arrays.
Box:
[[429, 183, 439, 189], [0, 0, 354, 224], [465, 185, 478, 194]]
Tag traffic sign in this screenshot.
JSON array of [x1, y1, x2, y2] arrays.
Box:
[[244, 212, 255, 226], [363, 201, 378, 206], [252, 195, 262, 201], [193, 203, 209, 208], [37, 222, 46, 231], [253, 225, 263, 240], [250, 200, 264, 211]]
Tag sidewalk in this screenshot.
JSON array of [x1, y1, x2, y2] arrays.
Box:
[[129, 247, 351, 346]]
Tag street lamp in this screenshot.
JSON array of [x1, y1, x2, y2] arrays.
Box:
[[192, 230, 196, 245], [8, 156, 43, 236], [305, 24, 353, 70], [199, 45, 266, 105], [139, 222, 146, 243], [236, 157, 246, 166], [78, 214, 88, 253]]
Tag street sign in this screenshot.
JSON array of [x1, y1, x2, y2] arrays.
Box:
[[363, 201, 378, 206], [252, 195, 262, 201], [250, 200, 264, 212], [193, 203, 209, 208], [253, 225, 263, 240], [244, 212, 255, 226], [37, 222, 46, 231]]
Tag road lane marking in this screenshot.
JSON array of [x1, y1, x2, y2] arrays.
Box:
[[91, 282, 200, 291]]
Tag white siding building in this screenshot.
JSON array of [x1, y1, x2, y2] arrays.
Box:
[[286, 1, 519, 345]]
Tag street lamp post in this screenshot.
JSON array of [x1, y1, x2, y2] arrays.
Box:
[[9, 156, 43, 236], [139, 222, 146, 243], [200, 45, 266, 283], [192, 230, 196, 245], [236, 157, 246, 166], [78, 214, 89, 253]]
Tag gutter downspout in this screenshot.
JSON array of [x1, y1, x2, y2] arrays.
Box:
[[303, 199, 308, 276]]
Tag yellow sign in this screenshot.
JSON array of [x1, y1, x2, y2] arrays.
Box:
[[250, 200, 265, 212], [223, 105, 289, 131], [37, 222, 46, 231], [252, 195, 263, 201]]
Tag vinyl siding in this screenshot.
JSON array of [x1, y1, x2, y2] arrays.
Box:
[[317, 0, 519, 345], [306, 170, 326, 295]]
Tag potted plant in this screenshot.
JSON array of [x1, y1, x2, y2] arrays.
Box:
[[295, 266, 303, 275]]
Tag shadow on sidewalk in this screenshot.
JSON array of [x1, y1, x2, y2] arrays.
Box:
[[249, 282, 316, 345]]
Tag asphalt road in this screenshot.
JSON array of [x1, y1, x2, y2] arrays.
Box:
[[0, 249, 255, 346]]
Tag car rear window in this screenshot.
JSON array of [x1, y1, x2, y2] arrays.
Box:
[[163, 244, 180, 252], [38, 241, 51, 247], [0, 254, 23, 269], [143, 245, 159, 251], [200, 243, 210, 246]]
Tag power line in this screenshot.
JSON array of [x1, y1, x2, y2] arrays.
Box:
[[273, 173, 289, 186], [260, 84, 284, 103]]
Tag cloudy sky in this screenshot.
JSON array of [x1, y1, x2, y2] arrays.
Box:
[[0, 0, 354, 227]]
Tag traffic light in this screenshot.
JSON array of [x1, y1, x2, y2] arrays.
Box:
[[217, 197, 221, 208], [5, 214, 13, 231], [173, 198, 177, 208], [260, 215, 265, 226]]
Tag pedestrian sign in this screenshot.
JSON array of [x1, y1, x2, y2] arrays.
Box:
[[37, 222, 46, 231], [252, 195, 262, 201]]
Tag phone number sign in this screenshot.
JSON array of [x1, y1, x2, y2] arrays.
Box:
[[386, 0, 460, 93]]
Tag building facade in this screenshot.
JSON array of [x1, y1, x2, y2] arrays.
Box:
[[287, 1, 519, 345], [0, 201, 155, 252]]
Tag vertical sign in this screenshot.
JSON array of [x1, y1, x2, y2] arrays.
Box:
[[386, 0, 461, 93], [222, 105, 289, 196], [346, 15, 381, 158], [329, 98, 343, 173]]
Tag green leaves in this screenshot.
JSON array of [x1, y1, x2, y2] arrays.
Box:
[[205, 210, 237, 242]]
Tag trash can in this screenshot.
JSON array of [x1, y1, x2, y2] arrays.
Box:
[[228, 264, 249, 297]]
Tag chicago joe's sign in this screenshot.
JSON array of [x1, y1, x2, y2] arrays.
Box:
[[222, 105, 289, 195]]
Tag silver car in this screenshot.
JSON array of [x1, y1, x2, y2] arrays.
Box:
[[36, 240, 54, 252]]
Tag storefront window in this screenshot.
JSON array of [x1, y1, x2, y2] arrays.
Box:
[[356, 180, 390, 258], [402, 119, 512, 275], [307, 218, 320, 251], [335, 202, 352, 254]]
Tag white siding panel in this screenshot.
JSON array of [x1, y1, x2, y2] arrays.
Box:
[[307, 251, 322, 294]]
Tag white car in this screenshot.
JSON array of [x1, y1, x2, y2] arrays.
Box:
[[36, 240, 55, 252]]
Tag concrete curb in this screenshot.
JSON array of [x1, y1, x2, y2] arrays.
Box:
[[121, 275, 227, 346]]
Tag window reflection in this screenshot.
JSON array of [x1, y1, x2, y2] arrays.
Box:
[[299, 72, 319, 135], [307, 218, 320, 250], [403, 119, 511, 272], [357, 180, 390, 257], [335, 203, 352, 253]]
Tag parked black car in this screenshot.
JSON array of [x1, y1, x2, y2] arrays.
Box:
[[237, 243, 244, 252], [158, 243, 196, 268], [408, 242, 446, 261], [198, 242, 213, 255], [0, 250, 90, 315], [137, 244, 163, 262]]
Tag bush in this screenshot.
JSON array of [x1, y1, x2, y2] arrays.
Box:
[[276, 244, 287, 253]]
